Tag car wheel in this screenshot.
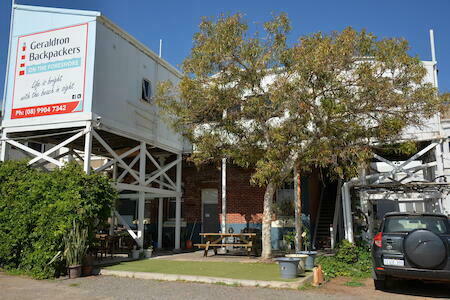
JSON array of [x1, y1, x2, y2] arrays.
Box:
[[374, 279, 386, 290]]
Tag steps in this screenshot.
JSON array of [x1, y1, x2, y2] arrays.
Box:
[[314, 182, 338, 249]]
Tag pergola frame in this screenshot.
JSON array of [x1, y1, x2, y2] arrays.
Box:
[[338, 139, 449, 244], [0, 121, 183, 250]]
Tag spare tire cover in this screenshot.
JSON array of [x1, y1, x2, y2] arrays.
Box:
[[404, 229, 447, 269]]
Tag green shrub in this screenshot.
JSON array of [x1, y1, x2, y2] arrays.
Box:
[[316, 240, 371, 280], [0, 161, 117, 278]]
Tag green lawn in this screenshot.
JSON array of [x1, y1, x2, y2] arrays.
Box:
[[105, 259, 307, 282]]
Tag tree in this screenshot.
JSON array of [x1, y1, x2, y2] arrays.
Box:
[[156, 14, 444, 259]]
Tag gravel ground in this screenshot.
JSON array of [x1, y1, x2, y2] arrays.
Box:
[[1, 272, 449, 300]]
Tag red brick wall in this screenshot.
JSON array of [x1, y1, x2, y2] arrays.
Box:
[[182, 161, 266, 225]]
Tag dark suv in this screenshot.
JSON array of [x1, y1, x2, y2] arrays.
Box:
[[372, 212, 450, 289]]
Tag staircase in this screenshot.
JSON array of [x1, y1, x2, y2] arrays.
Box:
[[313, 182, 338, 249]]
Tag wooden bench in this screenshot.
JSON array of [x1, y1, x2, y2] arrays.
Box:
[[194, 233, 257, 257]]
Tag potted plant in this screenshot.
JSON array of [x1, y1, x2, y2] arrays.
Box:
[[283, 231, 296, 251], [143, 246, 153, 258], [64, 221, 89, 279], [81, 252, 95, 276], [297, 227, 317, 269], [131, 245, 141, 259]]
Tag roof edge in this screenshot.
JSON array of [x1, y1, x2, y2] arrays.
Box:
[[14, 4, 101, 17], [97, 15, 183, 79]]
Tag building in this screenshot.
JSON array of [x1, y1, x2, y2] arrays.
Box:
[[1, 4, 448, 253]]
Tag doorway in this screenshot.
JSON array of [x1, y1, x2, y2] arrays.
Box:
[[201, 189, 219, 233]]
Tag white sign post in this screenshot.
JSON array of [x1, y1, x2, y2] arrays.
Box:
[[11, 23, 88, 119]]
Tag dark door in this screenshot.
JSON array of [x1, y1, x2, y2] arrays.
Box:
[[202, 189, 219, 233]]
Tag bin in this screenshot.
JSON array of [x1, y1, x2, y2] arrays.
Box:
[[274, 257, 301, 279], [298, 251, 317, 269], [285, 254, 308, 274]]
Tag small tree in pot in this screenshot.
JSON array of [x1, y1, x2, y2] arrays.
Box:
[[64, 221, 88, 279]]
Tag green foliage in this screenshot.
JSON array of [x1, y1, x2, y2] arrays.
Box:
[[0, 161, 117, 279], [64, 221, 89, 266], [156, 14, 444, 186], [156, 13, 444, 259], [316, 240, 371, 280]]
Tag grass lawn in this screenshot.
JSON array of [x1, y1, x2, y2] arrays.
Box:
[[105, 259, 308, 282]]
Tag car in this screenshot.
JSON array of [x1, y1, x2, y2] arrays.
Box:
[[372, 212, 450, 290]]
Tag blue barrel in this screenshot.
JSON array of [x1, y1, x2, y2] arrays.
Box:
[[298, 251, 317, 269], [275, 257, 300, 279]]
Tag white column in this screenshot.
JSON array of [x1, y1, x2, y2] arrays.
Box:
[[342, 181, 354, 243], [109, 163, 117, 236], [0, 131, 8, 162], [83, 123, 92, 174], [157, 156, 166, 249], [221, 158, 227, 234], [137, 142, 146, 249], [174, 153, 182, 250], [435, 140, 444, 182]]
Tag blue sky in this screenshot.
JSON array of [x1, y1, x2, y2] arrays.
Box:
[[1, 0, 450, 102]]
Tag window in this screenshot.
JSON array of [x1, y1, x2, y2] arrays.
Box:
[[28, 142, 44, 153], [141, 78, 152, 103], [384, 216, 450, 234]]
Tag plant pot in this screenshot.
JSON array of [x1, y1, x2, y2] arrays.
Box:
[[285, 254, 308, 274], [274, 257, 300, 279], [81, 265, 93, 276], [297, 251, 318, 270], [143, 249, 153, 258], [68, 265, 82, 279], [186, 240, 193, 249], [131, 249, 141, 259]]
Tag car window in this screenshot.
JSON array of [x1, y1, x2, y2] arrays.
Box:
[[383, 216, 449, 234]]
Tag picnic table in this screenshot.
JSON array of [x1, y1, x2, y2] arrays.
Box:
[[194, 233, 257, 257]]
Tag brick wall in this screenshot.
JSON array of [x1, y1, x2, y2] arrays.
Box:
[[182, 161, 266, 225]]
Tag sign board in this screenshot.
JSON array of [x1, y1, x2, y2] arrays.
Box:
[[11, 23, 88, 119]]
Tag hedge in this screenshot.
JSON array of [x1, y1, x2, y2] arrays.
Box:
[[0, 161, 117, 278]]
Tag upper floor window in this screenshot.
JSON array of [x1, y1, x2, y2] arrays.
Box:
[[141, 78, 152, 103]]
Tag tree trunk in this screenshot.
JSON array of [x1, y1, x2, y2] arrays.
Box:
[[294, 165, 302, 252], [261, 181, 276, 260]]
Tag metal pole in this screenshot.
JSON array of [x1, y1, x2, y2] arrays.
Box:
[[159, 39, 162, 58], [1, 0, 15, 118], [83, 123, 92, 174], [435, 140, 444, 183], [174, 153, 182, 250], [429, 29, 438, 89], [0, 131, 7, 161], [221, 158, 227, 234], [294, 166, 302, 252], [157, 156, 166, 249], [342, 181, 355, 243], [109, 162, 117, 236], [137, 142, 146, 249]]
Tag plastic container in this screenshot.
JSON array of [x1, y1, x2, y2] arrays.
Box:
[[275, 257, 301, 279], [285, 254, 308, 274], [298, 251, 317, 269]]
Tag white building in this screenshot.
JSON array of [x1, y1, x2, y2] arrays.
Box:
[[1, 4, 185, 251]]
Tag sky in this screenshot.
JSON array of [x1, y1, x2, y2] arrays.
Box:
[[1, 0, 450, 103]]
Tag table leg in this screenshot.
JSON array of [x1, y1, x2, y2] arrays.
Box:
[[204, 241, 210, 257]]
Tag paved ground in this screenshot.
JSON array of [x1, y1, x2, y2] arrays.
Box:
[[1, 272, 449, 300]]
